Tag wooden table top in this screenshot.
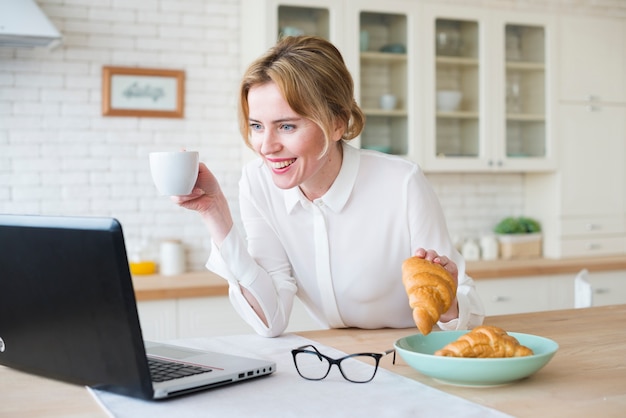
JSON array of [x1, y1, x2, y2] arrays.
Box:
[[1, 305, 624, 417], [301, 304, 626, 418]]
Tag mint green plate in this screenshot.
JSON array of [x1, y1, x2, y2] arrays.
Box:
[[394, 331, 558, 387]]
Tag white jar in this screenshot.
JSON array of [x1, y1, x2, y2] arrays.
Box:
[[379, 93, 397, 110], [461, 239, 480, 261], [480, 235, 499, 261], [159, 240, 185, 276]]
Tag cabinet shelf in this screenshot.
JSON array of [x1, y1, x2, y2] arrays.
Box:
[[506, 61, 545, 71], [437, 111, 478, 119], [361, 51, 407, 62], [364, 108, 407, 117], [506, 113, 545, 121], [436, 56, 479, 66]]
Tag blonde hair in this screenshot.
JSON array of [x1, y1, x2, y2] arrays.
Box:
[[238, 36, 365, 156]]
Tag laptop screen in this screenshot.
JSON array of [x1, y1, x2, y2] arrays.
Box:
[[0, 214, 153, 398]]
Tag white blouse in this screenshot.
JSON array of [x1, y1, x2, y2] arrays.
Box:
[[207, 142, 485, 337]]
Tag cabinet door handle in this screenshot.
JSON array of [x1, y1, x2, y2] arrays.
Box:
[[586, 94, 599, 102], [492, 296, 510, 302], [586, 243, 602, 250], [586, 223, 601, 231], [587, 104, 600, 112], [594, 288, 610, 295]]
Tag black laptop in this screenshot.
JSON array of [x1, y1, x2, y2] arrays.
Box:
[[0, 214, 275, 400]]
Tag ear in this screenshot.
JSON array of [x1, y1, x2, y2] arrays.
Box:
[[331, 118, 346, 142]]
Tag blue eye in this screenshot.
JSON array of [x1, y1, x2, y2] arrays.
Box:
[[250, 123, 262, 131], [281, 124, 295, 132]]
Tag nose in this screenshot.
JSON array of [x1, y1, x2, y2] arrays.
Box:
[[259, 130, 281, 155]]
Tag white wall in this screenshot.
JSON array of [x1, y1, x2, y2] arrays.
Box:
[[0, 0, 623, 270]]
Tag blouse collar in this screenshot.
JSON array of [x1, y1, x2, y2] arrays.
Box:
[[284, 141, 359, 214]]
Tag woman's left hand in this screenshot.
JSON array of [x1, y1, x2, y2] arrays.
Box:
[[413, 247, 459, 322]]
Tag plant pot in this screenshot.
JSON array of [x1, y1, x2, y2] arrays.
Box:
[[496, 233, 542, 259]]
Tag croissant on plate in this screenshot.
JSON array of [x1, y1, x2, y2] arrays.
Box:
[[434, 325, 534, 358], [401, 256, 456, 335]]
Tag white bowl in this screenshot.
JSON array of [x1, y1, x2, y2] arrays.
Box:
[[437, 90, 462, 111]]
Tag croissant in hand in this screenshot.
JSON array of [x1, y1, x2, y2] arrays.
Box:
[[402, 256, 456, 335], [435, 325, 534, 358]]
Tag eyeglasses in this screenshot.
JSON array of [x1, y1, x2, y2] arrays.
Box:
[[291, 345, 396, 383]]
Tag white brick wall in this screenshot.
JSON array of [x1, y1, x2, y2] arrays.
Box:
[[0, 0, 623, 271]]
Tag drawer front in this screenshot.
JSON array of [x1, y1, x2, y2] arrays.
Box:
[[588, 271, 626, 307], [475, 277, 553, 316], [560, 236, 626, 257], [560, 217, 625, 237]]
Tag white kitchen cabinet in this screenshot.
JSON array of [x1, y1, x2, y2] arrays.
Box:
[[240, 1, 558, 174], [586, 270, 626, 307], [558, 105, 625, 219], [349, 2, 414, 155], [558, 16, 625, 104], [526, 14, 626, 259], [476, 270, 626, 317], [137, 296, 322, 341], [240, 0, 344, 73], [420, 6, 556, 172], [136, 300, 178, 341], [177, 297, 251, 338], [475, 274, 573, 316]]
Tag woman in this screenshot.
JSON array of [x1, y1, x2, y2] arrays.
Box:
[[175, 36, 484, 337]]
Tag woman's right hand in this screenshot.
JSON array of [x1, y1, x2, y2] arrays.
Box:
[[172, 162, 233, 244], [172, 163, 220, 213]]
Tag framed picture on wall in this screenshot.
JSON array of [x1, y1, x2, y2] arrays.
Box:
[[102, 66, 185, 118]]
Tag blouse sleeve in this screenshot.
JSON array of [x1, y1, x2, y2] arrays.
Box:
[[205, 169, 297, 337], [404, 166, 485, 330]]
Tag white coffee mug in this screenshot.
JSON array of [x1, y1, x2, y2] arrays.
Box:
[[149, 151, 199, 196]]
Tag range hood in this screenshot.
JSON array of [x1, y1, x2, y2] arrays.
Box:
[[0, 0, 62, 48]]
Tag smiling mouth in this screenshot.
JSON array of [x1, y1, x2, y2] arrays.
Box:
[[269, 159, 296, 170]]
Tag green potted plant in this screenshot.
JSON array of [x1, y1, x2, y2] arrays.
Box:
[[493, 216, 542, 259]]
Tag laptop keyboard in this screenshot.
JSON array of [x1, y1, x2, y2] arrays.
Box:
[[148, 357, 213, 382]]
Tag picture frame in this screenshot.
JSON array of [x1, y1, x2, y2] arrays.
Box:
[[102, 66, 185, 118]]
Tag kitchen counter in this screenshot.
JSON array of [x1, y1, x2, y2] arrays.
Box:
[[2, 305, 625, 417], [132, 271, 228, 301], [132, 255, 626, 300], [466, 254, 626, 279]]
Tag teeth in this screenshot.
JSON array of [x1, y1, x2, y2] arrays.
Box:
[[270, 159, 295, 169]]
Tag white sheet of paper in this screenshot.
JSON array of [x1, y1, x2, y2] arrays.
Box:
[[89, 333, 511, 418]]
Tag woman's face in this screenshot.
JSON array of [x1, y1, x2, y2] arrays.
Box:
[[247, 82, 343, 200]]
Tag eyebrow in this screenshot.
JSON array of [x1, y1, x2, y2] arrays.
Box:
[[248, 116, 303, 125]]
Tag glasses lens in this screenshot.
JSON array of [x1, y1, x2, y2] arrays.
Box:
[[294, 351, 330, 380], [339, 355, 378, 383]]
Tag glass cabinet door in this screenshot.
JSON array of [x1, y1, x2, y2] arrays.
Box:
[[277, 5, 330, 39], [422, 7, 554, 173], [434, 18, 480, 159], [358, 11, 408, 155], [504, 24, 546, 159]]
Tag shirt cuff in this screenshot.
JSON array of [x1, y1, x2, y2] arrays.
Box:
[[437, 291, 470, 331], [206, 227, 257, 285]]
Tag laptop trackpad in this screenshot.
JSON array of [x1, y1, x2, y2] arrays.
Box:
[[147, 345, 202, 360]]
